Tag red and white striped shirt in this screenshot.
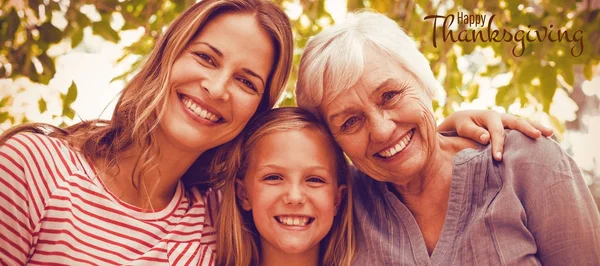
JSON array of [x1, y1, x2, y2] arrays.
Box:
[[0, 133, 219, 265]]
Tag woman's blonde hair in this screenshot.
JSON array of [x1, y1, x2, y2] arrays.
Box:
[[212, 107, 355, 266], [0, 0, 293, 190]]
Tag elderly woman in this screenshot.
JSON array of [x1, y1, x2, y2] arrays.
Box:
[[296, 11, 600, 265]]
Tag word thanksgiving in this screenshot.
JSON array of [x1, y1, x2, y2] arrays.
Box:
[[423, 12, 584, 57]]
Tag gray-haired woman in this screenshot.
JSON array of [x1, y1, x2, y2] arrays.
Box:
[[296, 11, 600, 265]]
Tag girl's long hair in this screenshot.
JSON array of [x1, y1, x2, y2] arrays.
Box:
[[212, 107, 355, 266], [0, 0, 293, 191]]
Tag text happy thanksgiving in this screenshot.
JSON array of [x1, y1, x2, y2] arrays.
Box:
[[423, 12, 584, 57]]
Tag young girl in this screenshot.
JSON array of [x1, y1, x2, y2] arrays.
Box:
[[213, 107, 354, 266]]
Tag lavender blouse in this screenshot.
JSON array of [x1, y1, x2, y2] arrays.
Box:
[[352, 130, 600, 265]]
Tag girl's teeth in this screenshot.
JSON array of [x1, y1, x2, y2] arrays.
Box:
[[277, 216, 310, 226]]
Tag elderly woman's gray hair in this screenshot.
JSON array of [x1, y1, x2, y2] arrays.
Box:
[[296, 11, 440, 117]]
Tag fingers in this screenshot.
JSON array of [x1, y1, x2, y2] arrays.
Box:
[[500, 114, 541, 138], [455, 122, 490, 145], [529, 121, 554, 137], [500, 114, 555, 138], [484, 112, 505, 161]]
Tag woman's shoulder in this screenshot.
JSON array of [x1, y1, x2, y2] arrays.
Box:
[[502, 130, 569, 167], [1, 132, 72, 157], [500, 130, 580, 187]]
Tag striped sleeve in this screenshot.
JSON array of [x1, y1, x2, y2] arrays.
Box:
[[0, 133, 69, 265], [0, 134, 39, 264]]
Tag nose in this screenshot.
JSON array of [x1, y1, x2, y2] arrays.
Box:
[[368, 111, 395, 144], [202, 71, 230, 101], [283, 183, 306, 205]]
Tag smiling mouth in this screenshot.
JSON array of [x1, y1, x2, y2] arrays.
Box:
[[376, 129, 415, 158], [275, 216, 315, 227], [178, 93, 224, 123]]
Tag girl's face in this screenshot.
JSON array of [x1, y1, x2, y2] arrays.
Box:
[[158, 12, 275, 156], [238, 128, 346, 256]]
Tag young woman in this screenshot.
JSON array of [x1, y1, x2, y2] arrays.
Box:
[[0, 0, 293, 264], [213, 107, 353, 266], [0, 0, 551, 264]]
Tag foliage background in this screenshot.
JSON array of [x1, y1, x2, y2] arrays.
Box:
[[1, 0, 599, 206]]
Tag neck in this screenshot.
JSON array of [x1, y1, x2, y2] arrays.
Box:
[[259, 242, 319, 266], [96, 132, 204, 211], [393, 134, 477, 213]]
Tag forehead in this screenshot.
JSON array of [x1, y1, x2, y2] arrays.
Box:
[[190, 13, 275, 77], [319, 48, 413, 115], [248, 128, 337, 168]]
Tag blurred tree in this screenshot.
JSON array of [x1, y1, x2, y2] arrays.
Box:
[[0, 0, 598, 129]]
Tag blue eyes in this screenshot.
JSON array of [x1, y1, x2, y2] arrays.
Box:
[[382, 91, 400, 103], [306, 177, 326, 183], [339, 90, 401, 132], [341, 116, 361, 131], [263, 175, 282, 181]]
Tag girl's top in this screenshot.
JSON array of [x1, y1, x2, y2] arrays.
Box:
[[0, 133, 219, 265]]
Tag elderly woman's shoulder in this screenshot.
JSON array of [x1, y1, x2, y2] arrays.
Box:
[[503, 129, 563, 155], [501, 129, 576, 176]]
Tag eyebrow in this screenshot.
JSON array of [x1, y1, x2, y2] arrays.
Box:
[[195, 41, 223, 57], [327, 78, 397, 123], [193, 41, 266, 88], [242, 68, 266, 88]]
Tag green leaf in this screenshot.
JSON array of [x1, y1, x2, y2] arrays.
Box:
[[539, 66, 557, 113], [0, 96, 10, 107], [37, 53, 56, 85], [75, 10, 92, 28], [92, 20, 120, 43], [39, 22, 63, 44], [583, 64, 593, 81], [71, 29, 84, 48], [39, 98, 47, 113], [0, 112, 8, 123], [62, 107, 75, 119], [495, 84, 516, 110], [561, 66, 574, 85], [65, 81, 78, 105]]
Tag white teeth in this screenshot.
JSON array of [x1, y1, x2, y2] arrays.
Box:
[[379, 130, 414, 158], [276, 216, 310, 226], [181, 96, 220, 122]]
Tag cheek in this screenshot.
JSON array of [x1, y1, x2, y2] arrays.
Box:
[[314, 188, 340, 217], [169, 57, 196, 85], [233, 93, 262, 123]]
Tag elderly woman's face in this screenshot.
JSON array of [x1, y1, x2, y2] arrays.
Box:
[[320, 47, 437, 184]]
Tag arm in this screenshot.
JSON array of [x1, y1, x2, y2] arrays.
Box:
[[439, 110, 553, 160], [0, 135, 35, 265]]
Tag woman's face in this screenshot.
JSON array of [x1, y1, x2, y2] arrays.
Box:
[[238, 128, 345, 256], [319, 47, 437, 185], [158, 13, 274, 155]]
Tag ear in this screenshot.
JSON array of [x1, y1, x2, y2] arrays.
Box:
[[235, 179, 252, 211], [334, 184, 347, 215]]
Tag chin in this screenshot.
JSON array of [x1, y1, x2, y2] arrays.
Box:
[[276, 241, 315, 255]]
